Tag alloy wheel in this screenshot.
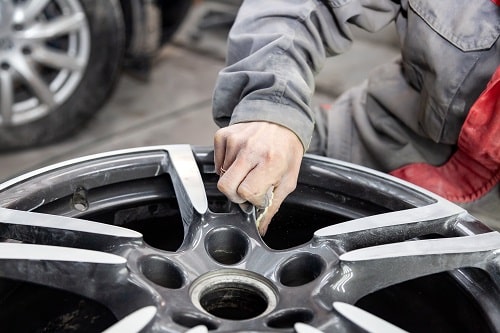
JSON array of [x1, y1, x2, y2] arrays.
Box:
[[0, 0, 90, 126], [0, 145, 499, 332]]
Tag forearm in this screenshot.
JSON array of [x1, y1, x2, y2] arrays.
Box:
[[213, 0, 333, 150], [212, 0, 399, 150]]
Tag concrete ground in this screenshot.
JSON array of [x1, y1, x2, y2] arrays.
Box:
[[0, 1, 399, 183]]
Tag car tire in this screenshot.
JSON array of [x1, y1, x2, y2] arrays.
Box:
[[159, 0, 194, 44], [0, 0, 125, 151]]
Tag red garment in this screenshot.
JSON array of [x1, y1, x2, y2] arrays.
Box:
[[390, 66, 500, 202]]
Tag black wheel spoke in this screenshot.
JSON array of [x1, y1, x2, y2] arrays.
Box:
[[0, 207, 142, 250], [319, 232, 500, 304], [314, 199, 464, 252], [0, 243, 127, 300]]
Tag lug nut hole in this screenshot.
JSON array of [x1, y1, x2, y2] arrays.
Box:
[[22, 46, 32, 55], [141, 256, 184, 289], [206, 227, 249, 265], [279, 254, 324, 287]]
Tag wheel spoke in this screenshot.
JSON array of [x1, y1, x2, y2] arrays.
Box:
[[0, 243, 127, 299], [10, 56, 55, 107], [294, 323, 324, 333], [0, 207, 142, 250], [314, 199, 464, 252], [31, 44, 85, 71], [22, 12, 86, 40], [0, 69, 14, 125], [164, 145, 208, 228], [333, 302, 408, 333], [319, 232, 500, 304], [0, 1, 14, 29], [102, 306, 157, 333], [13, 0, 52, 24], [185, 326, 209, 333]]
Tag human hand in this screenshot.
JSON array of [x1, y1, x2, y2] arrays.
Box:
[[214, 122, 304, 235]]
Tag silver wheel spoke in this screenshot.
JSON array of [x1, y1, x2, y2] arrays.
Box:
[[102, 306, 157, 333], [333, 302, 408, 333], [0, 69, 14, 125], [11, 56, 55, 107], [31, 44, 85, 71], [164, 145, 208, 227], [320, 232, 500, 304], [13, 0, 52, 24], [294, 323, 324, 333], [22, 12, 86, 40], [0, 243, 126, 263], [185, 326, 209, 333]]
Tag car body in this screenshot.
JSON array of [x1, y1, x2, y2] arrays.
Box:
[[0, 0, 192, 150]]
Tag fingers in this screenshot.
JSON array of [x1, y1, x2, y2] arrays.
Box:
[[217, 156, 257, 204], [215, 127, 246, 202], [213, 129, 227, 175], [214, 127, 247, 176], [218, 142, 285, 207], [213, 121, 304, 234], [235, 163, 281, 208], [215, 124, 280, 206]]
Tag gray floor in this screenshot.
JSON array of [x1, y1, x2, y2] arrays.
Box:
[[0, 2, 399, 183]]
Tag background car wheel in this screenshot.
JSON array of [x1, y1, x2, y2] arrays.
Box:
[[1, 145, 500, 332], [0, 0, 125, 150]]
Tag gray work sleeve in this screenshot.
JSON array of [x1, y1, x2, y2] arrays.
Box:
[[212, 0, 400, 150]]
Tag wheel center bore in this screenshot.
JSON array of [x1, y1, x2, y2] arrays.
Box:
[[190, 269, 278, 321]]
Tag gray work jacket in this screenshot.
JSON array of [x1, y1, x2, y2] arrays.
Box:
[[212, 0, 500, 158]]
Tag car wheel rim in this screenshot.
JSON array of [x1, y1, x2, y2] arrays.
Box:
[[1, 145, 500, 332], [0, 0, 90, 126]]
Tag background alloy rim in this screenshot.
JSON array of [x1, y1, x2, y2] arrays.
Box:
[[0, 0, 90, 126]]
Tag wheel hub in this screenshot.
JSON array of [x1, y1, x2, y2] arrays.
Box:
[[190, 269, 278, 321]]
